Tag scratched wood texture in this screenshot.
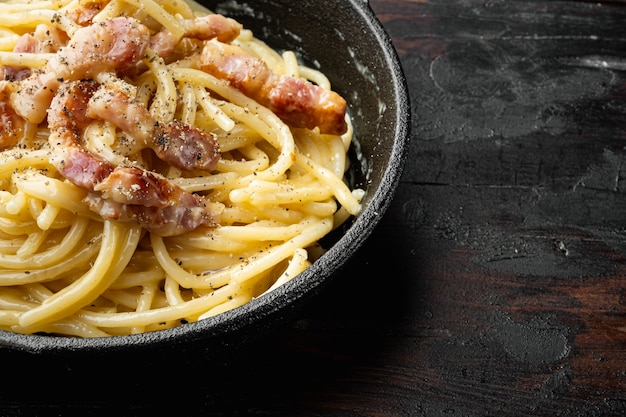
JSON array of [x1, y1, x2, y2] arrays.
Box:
[[3, 1, 626, 416]]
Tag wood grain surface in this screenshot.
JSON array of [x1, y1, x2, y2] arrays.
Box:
[[3, 1, 626, 416]]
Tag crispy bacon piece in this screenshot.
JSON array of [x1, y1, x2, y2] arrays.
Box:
[[198, 40, 348, 135], [84, 192, 216, 237], [47, 79, 99, 143], [33, 24, 70, 53], [182, 14, 242, 42], [13, 33, 37, 54], [0, 25, 65, 82], [9, 71, 58, 124], [153, 121, 221, 171], [87, 84, 220, 171], [64, 148, 220, 236], [0, 91, 23, 149], [48, 80, 221, 236], [2, 25, 68, 82], [55, 146, 114, 191], [10, 17, 150, 124], [149, 14, 242, 58], [2, 34, 38, 82], [63, 0, 110, 26], [0, 34, 36, 147], [53, 17, 151, 80]]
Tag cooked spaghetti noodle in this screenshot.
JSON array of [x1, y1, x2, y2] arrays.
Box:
[[0, 0, 363, 337]]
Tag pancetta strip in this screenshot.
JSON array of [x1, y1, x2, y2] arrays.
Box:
[[87, 83, 220, 171], [199, 40, 348, 135]]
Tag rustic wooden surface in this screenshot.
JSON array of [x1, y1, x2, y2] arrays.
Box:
[[4, 0, 626, 416]]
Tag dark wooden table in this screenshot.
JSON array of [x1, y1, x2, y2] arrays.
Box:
[[4, 0, 626, 416]]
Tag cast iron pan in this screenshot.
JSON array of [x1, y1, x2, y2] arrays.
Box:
[[0, 0, 410, 359]]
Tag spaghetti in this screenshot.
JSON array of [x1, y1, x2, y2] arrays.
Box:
[[0, 0, 363, 337]]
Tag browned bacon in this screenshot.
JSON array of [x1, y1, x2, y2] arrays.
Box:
[[10, 17, 150, 124], [33, 24, 70, 53], [48, 80, 221, 236], [87, 84, 220, 171], [198, 41, 348, 135], [0, 91, 23, 149], [2, 26, 67, 123], [153, 121, 221, 171], [84, 192, 217, 237], [55, 146, 114, 191], [2, 25, 68, 83], [2, 33, 38, 82], [149, 14, 242, 59], [57, 146, 209, 210], [53, 17, 151, 80], [63, 148, 219, 236], [182, 14, 242, 42], [138, 14, 242, 76], [9, 71, 58, 124], [13, 34, 38, 54], [47, 78, 99, 143], [95, 165, 191, 207], [63, 0, 110, 26]]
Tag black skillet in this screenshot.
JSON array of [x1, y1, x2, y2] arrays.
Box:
[[0, 0, 411, 360]]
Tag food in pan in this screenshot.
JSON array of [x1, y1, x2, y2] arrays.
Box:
[[0, 0, 363, 337]]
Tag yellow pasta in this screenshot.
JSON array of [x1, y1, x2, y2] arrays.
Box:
[[0, 0, 363, 337]]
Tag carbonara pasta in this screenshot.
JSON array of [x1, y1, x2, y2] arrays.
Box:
[[0, 0, 363, 337]]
